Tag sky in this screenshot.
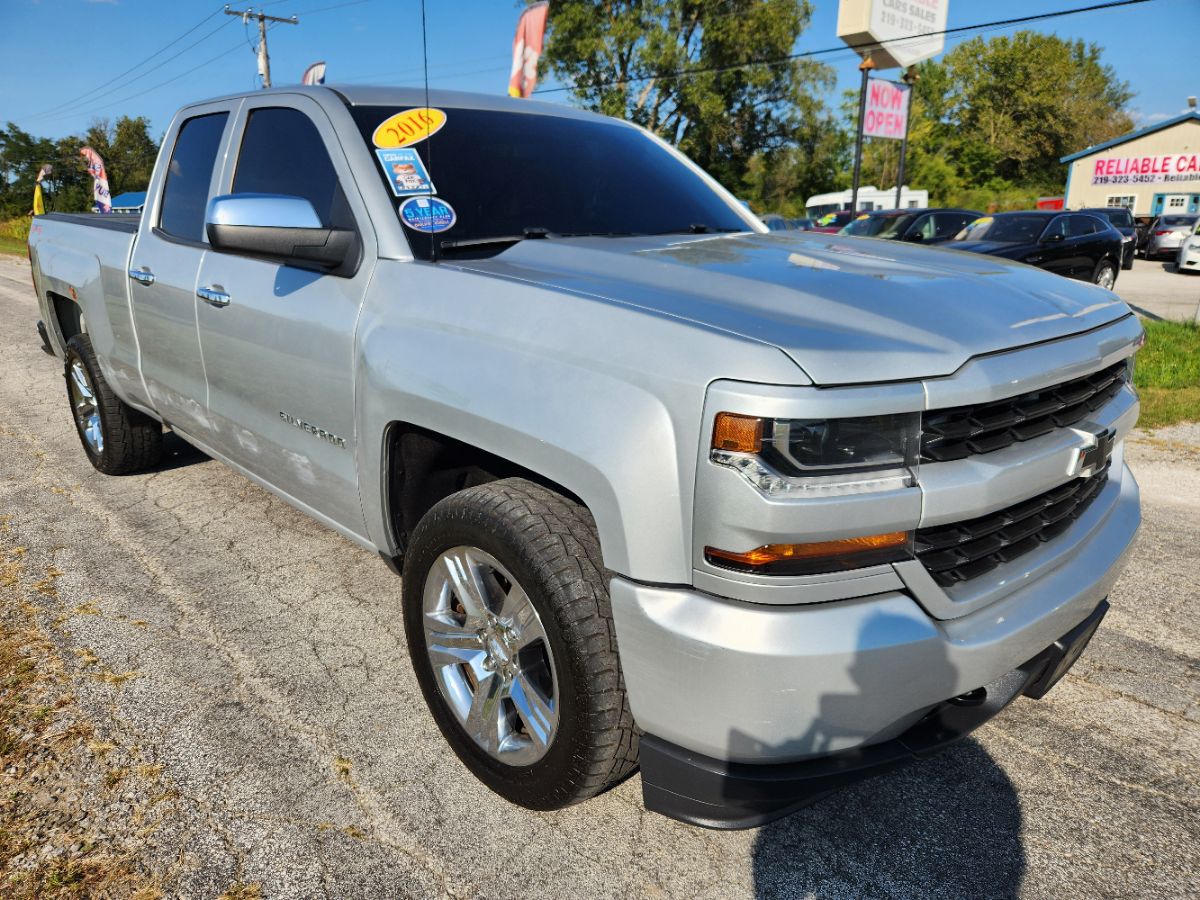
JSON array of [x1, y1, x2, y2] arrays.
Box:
[[1, 0, 1196, 143]]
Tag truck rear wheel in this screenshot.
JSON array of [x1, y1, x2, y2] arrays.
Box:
[[402, 478, 638, 810], [64, 334, 163, 475]]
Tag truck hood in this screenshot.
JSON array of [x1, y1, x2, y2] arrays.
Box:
[[455, 232, 1130, 385]]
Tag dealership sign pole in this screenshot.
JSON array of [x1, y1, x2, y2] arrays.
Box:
[[893, 71, 917, 208], [838, 0, 948, 212]]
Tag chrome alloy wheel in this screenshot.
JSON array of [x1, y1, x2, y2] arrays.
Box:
[[422, 546, 559, 765], [67, 359, 103, 454]]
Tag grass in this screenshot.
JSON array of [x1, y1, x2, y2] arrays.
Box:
[[0, 218, 30, 256], [1134, 320, 1200, 428]]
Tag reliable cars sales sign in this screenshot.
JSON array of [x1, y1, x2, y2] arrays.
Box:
[[1090, 153, 1200, 186], [838, 0, 948, 70]]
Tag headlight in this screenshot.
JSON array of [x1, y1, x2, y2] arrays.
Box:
[[710, 411, 920, 497]]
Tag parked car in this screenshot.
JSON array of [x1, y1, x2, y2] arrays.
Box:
[[791, 217, 815, 231], [838, 208, 983, 244], [28, 86, 1142, 829], [761, 214, 798, 232], [1177, 220, 1200, 273], [948, 211, 1124, 289], [1078, 207, 1136, 269], [811, 209, 855, 233], [1134, 216, 1154, 258], [1145, 214, 1200, 260]]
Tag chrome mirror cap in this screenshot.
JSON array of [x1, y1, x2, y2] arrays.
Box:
[[205, 193, 322, 230]]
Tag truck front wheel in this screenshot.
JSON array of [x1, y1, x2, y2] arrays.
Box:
[[402, 478, 638, 810], [64, 334, 163, 475]]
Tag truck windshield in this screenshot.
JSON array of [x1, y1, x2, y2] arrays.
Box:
[[348, 106, 749, 259]]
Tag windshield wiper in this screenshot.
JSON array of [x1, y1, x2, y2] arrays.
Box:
[[439, 227, 552, 253], [653, 224, 743, 235]]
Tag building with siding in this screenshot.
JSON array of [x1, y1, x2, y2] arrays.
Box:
[[1061, 112, 1200, 217]]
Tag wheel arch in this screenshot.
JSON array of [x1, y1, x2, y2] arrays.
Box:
[[380, 421, 587, 559]]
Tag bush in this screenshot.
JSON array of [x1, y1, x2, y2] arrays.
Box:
[[0, 217, 32, 243]]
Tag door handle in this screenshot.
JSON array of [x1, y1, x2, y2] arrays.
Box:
[[128, 266, 155, 286], [197, 285, 231, 308]]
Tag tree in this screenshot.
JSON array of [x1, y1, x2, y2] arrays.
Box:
[[542, 0, 836, 192], [912, 32, 1134, 193], [83, 115, 159, 196]]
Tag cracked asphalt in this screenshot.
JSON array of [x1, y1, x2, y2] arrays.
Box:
[[1, 254, 1197, 898]]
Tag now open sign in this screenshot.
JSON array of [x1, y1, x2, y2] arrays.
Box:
[[863, 78, 911, 140]]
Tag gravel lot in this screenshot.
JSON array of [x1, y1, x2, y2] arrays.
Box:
[[1, 254, 1197, 898], [1116, 256, 1200, 323]]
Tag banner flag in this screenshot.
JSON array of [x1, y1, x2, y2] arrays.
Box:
[[507, 1, 549, 99], [79, 147, 111, 214], [302, 61, 327, 85], [32, 164, 52, 216]]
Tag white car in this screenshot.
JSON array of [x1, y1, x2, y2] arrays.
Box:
[[1177, 221, 1200, 274]]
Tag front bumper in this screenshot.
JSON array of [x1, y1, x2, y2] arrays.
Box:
[[612, 463, 1139, 823], [639, 599, 1108, 829]]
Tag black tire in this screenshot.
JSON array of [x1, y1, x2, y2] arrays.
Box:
[[1121, 247, 1134, 270], [64, 334, 163, 475], [1092, 258, 1117, 290], [402, 478, 638, 810]]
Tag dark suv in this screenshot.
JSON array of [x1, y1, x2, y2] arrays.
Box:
[[838, 208, 983, 244], [947, 211, 1124, 289], [1078, 207, 1136, 269]]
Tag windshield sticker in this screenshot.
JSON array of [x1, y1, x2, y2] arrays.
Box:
[[375, 147, 436, 197], [372, 108, 447, 148], [399, 196, 456, 233]]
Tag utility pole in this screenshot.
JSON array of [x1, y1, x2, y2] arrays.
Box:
[[224, 5, 298, 89], [849, 55, 875, 216], [894, 68, 918, 210]]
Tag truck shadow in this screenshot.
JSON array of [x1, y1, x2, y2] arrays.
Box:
[[145, 431, 210, 473], [730, 608, 1026, 897], [750, 739, 1024, 898]]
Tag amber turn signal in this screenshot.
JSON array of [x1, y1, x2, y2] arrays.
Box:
[[712, 413, 764, 453], [705, 531, 911, 575]]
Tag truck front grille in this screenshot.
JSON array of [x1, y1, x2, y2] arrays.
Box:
[[915, 467, 1110, 587], [921, 362, 1127, 462]]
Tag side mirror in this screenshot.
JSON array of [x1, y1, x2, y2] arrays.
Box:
[[904, 231, 924, 242], [205, 193, 356, 269], [1041, 231, 1066, 243]]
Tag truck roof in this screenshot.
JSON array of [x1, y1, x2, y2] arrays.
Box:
[[180, 84, 605, 123]]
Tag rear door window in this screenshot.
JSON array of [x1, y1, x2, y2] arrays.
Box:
[[931, 212, 975, 238], [231, 107, 355, 230], [1068, 215, 1100, 237], [159, 112, 228, 242]]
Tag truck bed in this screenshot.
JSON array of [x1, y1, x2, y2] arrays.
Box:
[[39, 212, 141, 234]]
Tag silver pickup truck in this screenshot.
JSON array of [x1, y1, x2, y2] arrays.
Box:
[[28, 86, 1142, 829]]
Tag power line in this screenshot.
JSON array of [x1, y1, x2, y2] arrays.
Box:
[[24, 17, 237, 122], [25, 6, 227, 119], [533, 0, 1155, 95]]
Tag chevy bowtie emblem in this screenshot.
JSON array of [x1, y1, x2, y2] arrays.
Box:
[[1072, 427, 1116, 478]]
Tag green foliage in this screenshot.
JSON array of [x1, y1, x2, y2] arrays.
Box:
[[0, 116, 159, 217], [542, 0, 836, 193], [837, 31, 1133, 212], [0, 217, 29, 255], [883, 31, 1134, 209]]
